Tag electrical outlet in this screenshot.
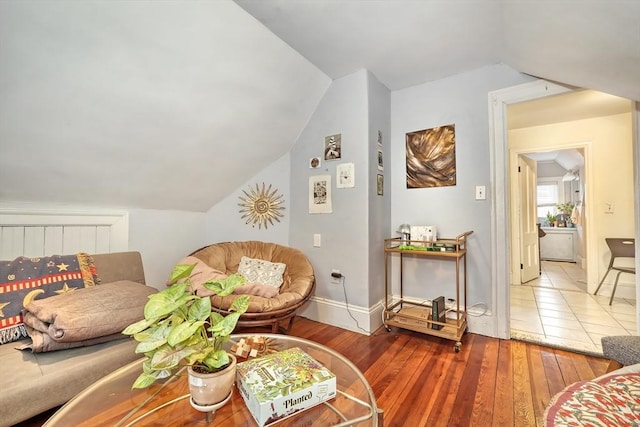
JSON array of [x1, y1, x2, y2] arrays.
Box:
[[331, 269, 341, 284]]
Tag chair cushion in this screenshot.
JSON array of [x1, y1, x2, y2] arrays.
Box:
[[190, 241, 314, 313]]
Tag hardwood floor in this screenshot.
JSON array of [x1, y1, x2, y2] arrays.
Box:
[[18, 317, 609, 427], [290, 317, 608, 427]]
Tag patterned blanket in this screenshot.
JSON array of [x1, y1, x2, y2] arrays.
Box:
[[545, 372, 640, 426], [0, 253, 97, 344]]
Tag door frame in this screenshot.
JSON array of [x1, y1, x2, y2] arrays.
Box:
[[510, 144, 592, 288], [489, 79, 640, 339]]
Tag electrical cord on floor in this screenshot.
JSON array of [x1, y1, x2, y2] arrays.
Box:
[[467, 302, 488, 316], [337, 275, 368, 334]]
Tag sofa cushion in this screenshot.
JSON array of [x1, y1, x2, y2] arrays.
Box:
[[0, 253, 97, 345], [0, 337, 139, 426], [237, 256, 286, 288]]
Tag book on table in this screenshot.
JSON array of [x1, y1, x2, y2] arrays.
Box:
[[236, 347, 337, 426]]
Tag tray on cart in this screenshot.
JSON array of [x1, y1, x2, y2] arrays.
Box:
[[384, 304, 467, 341]]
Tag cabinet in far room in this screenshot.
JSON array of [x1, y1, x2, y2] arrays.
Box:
[[540, 227, 577, 262]]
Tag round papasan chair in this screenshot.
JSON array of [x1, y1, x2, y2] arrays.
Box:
[[187, 241, 315, 334]]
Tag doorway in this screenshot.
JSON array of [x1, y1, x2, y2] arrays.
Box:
[[489, 81, 639, 353]]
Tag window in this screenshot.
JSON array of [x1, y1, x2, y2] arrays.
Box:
[[537, 178, 564, 219]]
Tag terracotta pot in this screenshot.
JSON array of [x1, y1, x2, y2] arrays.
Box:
[[188, 354, 236, 407]]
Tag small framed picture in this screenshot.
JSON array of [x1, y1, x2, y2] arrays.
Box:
[[309, 157, 321, 169], [324, 134, 342, 161], [377, 174, 384, 196]]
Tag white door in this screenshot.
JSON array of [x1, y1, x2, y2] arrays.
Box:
[[519, 156, 540, 283]]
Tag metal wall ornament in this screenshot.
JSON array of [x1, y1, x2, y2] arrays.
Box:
[[238, 183, 285, 229]]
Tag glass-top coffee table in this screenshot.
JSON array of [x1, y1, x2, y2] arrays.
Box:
[[44, 334, 380, 426]]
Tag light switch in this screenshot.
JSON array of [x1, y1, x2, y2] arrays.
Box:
[[313, 233, 321, 247], [605, 203, 615, 214], [475, 185, 486, 200]]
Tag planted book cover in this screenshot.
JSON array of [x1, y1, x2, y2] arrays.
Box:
[[236, 347, 337, 426]]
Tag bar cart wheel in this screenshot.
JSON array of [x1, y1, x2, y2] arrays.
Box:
[[454, 342, 461, 353]]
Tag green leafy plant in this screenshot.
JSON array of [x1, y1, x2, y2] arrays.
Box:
[[556, 202, 575, 214], [123, 264, 249, 389], [545, 211, 556, 224]]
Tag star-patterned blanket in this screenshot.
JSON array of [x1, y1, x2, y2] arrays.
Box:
[[0, 253, 97, 344]]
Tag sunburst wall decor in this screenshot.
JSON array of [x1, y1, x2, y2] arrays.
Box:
[[238, 183, 285, 229]]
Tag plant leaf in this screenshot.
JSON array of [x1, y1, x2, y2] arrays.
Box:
[[210, 311, 224, 325], [209, 312, 241, 337], [167, 320, 205, 346], [202, 273, 247, 296], [203, 349, 230, 371], [133, 323, 171, 353], [149, 345, 196, 371], [187, 297, 211, 321], [229, 295, 250, 314], [144, 284, 195, 319], [132, 371, 160, 389], [122, 316, 156, 336], [168, 264, 196, 285]]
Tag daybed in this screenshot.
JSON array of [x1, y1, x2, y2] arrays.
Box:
[[188, 241, 315, 333], [0, 251, 156, 427]]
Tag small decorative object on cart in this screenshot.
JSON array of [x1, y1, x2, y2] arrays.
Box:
[[236, 347, 337, 426]]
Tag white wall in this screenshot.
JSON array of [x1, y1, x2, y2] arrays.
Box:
[[367, 72, 392, 307], [204, 153, 290, 245], [290, 70, 371, 332], [128, 208, 206, 289], [390, 64, 533, 332]]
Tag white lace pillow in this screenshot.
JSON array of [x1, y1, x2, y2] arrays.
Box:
[[237, 256, 286, 289]]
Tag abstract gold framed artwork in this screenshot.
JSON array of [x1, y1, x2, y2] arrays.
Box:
[[405, 124, 456, 188]]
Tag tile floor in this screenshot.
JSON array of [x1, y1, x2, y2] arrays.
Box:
[[510, 261, 637, 355]]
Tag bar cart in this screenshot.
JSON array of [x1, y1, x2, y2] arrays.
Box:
[[383, 231, 473, 352]]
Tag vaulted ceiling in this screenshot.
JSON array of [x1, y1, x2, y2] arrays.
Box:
[[1, 1, 638, 212]]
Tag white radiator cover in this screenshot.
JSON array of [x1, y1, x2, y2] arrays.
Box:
[[0, 209, 128, 259]]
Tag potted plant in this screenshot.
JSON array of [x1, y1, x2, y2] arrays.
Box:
[[556, 202, 575, 227], [122, 263, 249, 409], [545, 211, 556, 227], [556, 202, 574, 214]]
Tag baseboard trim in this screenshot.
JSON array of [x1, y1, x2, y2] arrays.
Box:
[[298, 295, 497, 338]]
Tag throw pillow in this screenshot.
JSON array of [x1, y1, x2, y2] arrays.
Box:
[[237, 256, 286, 289], [0, 253, 97, 344]]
